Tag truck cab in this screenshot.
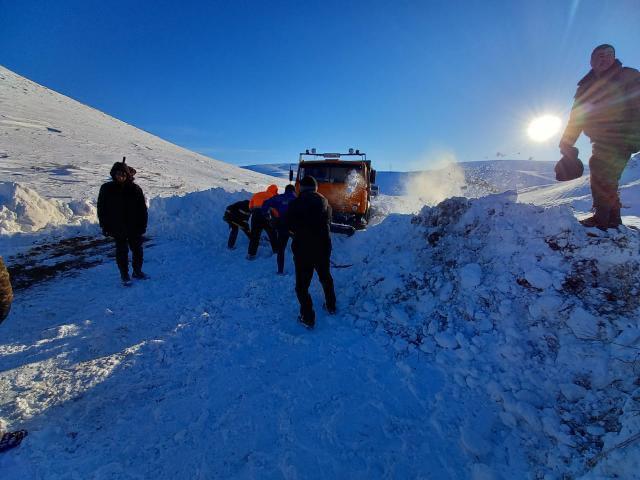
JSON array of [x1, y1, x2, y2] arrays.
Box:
[[290, 149, 377, 228]]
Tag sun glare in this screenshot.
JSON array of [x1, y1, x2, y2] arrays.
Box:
[[527, 115, 562, 142]]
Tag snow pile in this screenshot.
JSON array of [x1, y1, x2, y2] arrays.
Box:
[[0, 182, 94, 234], [343, 193, 640, 478], [149, 187, 249, 242]]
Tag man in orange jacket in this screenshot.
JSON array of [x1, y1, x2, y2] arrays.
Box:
[[247, 184, 278, 259]]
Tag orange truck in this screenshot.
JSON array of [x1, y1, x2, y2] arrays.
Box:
[[289, 149, 378, 228]]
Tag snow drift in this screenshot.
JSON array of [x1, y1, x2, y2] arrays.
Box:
[[339, 193, 640, 478], [0, 182, 95, 234], [1, 185, 640, 478]]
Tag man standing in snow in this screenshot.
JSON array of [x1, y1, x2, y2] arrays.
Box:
[[247, 184, 279, 260], [285, 176, 336, 329], [223, 199, 251, 249], [560, 44, 640, 230], [262, 184, 297, 274], [97, 160, 148, 285]]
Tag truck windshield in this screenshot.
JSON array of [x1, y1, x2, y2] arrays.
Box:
[[300, 164, 363, 184]]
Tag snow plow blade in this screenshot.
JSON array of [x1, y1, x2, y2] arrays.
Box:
[[330, 222, 356, 237]]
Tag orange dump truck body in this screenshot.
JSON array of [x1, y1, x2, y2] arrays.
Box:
[[293, 151, 377, 227]]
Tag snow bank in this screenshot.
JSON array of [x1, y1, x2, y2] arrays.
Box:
[[0, 182, 94, 234], [343, 193, 640, 478], [149, 187, 250, 243]]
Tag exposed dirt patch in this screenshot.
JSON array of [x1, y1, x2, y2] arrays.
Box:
[[6, 236, 152, 291]]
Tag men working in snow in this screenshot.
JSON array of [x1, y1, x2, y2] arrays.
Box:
[[247, 184, 278, 260], [286, 176, 336, 329], [0, 256, 13, 325], [560, 44, 640, 230], [262, 184, 297, 274], [97, 160, 149, 285], [223, 199, 251, 249]]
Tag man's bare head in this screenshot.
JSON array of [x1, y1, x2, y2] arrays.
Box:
[[590, 44, 616, 75]]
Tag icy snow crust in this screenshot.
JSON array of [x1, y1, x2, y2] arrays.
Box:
[[2, 188, 640, 478]]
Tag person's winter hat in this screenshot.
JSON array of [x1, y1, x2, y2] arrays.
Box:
[[300, 175, 318, 192], [267, 184, 278, 195], [110, 161, 129, 179], [110, 157, 137, 180], [285, 184, 296, 194]]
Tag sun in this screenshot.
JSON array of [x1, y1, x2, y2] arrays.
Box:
[[527, 115, 562, 142]]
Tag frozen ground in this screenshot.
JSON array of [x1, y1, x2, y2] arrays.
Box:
[[1, 66, 640, 479], [2, 190, 640, 479]]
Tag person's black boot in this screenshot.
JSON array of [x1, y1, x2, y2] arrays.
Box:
[[323, 303, 337, 315], [580, 205, 611, 231], [298, 311, 316, 329], [132, 270, 149, 280], [608, 203, 622, 228], [121, 272, 132, 286]]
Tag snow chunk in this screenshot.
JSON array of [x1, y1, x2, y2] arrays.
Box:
[[68, 199, 97, 217], [559, 383, 588, 402], [567, 307, 599, 340], [460, 427, 491, 457], [460, 263, 482, 289], [471, 463, 498, 480], [434, 332, 458, 349], [0, 181, 74, 233], [524, 267, 553, 290]]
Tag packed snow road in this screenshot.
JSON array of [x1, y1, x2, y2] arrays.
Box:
[[0, 190, 503, 479], [3, 188, 640, 479]]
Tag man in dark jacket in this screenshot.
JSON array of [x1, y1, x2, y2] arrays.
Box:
[[285, 176, 336, 328], [97, 161, 148, 284], [560, 44, 640, 230], [263, 184, 297, 274], [223, 199, 251, 249]]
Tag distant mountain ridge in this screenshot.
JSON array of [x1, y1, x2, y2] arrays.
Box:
[[243, 156, 640, 223], [243, 159, 559, 196]]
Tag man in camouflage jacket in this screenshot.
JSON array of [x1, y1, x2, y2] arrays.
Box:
[[0, 256, 12, 323], [560, 44, 640, 230]]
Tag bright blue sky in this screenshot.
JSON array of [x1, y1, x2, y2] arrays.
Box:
[[2, 0, 639, 170]]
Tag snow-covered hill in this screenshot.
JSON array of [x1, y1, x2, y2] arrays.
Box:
[[0, 66, 282, 233]]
